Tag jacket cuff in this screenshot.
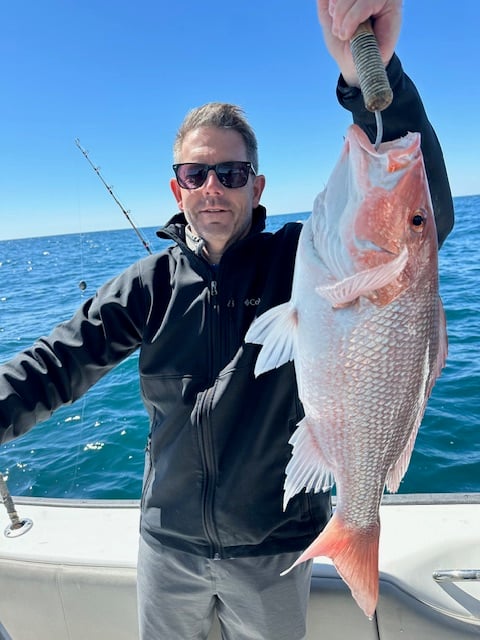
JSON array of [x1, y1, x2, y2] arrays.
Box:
[[336, 53, 403, 112], [335, 54, 415, 143]]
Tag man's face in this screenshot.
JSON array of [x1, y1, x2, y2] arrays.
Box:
[[170, 126, 265, 261]]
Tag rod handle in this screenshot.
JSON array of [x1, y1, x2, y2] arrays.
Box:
[[350, 20, 393, 112], [0, 474, 20, 527]]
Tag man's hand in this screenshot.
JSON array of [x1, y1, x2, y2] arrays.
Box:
[[317, 0, 402, 86]]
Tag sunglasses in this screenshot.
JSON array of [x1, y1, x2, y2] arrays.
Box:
[[173, 161, 255, 190]]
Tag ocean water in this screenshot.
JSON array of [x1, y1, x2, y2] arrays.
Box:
[[0, 197, 479, 499]]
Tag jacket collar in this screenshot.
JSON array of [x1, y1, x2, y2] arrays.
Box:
[[156, 205, 267, 244]]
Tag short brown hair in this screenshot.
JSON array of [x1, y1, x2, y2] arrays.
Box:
[[173, 102, 259, 172]]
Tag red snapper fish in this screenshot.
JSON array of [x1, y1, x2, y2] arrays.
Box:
[[245, 124, 447, 618]]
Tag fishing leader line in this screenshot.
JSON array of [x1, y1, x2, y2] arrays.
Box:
[[374, 110, 383, 150]]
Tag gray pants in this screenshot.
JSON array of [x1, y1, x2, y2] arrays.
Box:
[[137, 537, 312, 640]]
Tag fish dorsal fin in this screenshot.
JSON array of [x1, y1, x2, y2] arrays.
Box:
[[283, 417, 334, 510], [245, 302, 298, 377], [316, 247, 408, 307]]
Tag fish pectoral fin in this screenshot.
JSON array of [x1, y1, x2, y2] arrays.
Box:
[[316, 247, 408, 307], [245, 302, 298, 377], [283, 417, 334, 510]]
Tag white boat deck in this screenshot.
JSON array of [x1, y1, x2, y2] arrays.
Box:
[[0, 494, 479, 639]]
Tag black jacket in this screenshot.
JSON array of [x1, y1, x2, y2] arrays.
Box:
[[0, 54, 453, 558]]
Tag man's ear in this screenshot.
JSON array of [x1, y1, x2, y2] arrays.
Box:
[[170, 177, 184, 210], [252, 174, 266, 208]]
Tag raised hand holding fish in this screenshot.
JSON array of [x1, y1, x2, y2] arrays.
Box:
[[316, 0, 402, 86]]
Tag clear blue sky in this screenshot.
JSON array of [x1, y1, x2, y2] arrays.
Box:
[[1, 1, 478, 240]]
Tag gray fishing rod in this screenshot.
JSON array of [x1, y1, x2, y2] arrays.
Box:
[[75, 139, 153, 255], [0, 473, 33, 537]]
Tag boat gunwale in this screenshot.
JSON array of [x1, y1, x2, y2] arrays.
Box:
[[6, 492, 480, 509]]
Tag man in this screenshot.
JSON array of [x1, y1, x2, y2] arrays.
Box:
[[0, 1, 453, 638]]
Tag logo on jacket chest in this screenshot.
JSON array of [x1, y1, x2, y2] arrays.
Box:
[[225, 297, 261, 308]]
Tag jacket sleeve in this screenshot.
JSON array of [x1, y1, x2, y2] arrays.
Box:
[[336, 53, 454, 247], [0, 261, 148, 444]]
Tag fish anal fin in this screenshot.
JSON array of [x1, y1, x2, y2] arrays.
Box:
[[281, 513, 380, 618], [385, 426, 418, 493], [245, 303, 298, 376], [283, 417, 334, 510]]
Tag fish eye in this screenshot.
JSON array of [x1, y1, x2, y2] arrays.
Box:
[[411, 209, 426, 232]]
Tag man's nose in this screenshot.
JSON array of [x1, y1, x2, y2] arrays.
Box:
[[203, 168, 224, 192]]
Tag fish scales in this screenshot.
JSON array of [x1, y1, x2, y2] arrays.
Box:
[[245, 124, 447, 617]]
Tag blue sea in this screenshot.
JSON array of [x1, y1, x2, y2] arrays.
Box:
[[0, 197, 479, 499]]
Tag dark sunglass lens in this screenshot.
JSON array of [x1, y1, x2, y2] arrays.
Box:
[[217, 162, 250, 188], [177, 164, 207, 189], [174, 162, 251, 189]]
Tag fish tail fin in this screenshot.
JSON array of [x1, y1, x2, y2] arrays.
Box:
[[281, 513, 380, 618]]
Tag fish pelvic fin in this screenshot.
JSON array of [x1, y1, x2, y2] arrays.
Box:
[[316, 247, 408, 307], [283, 417, 334, 510], [245, 302, 298, 377], [281, 513, 380, 619]]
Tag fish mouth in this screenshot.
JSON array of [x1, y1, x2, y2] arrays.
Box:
[[348, 229, 404, 274], [353, 219, 404, 258], [356, 237, 401, 257]]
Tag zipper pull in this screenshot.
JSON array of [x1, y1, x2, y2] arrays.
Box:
[[210, 280, 219, 310]]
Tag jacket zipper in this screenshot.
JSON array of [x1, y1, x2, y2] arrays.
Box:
[[197, 275, 223, 558], [211, 279, 218, 301], [140, 437, 153, 511]]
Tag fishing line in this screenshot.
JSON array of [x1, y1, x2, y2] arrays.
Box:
[[67, 267, 90, 497], [374, 110, 383, 150], [66, 183, 91, 496]]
